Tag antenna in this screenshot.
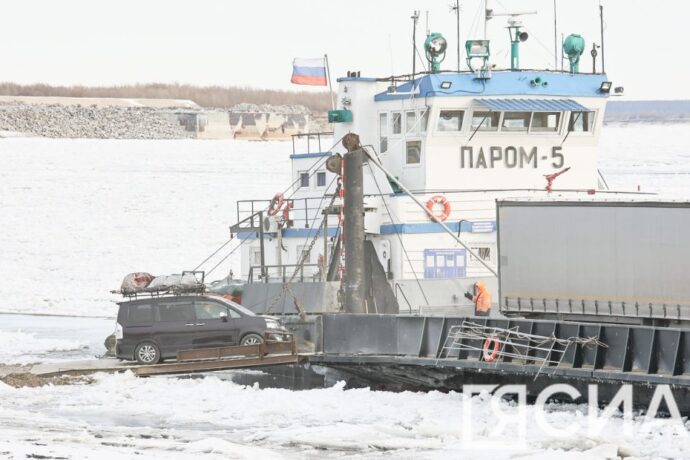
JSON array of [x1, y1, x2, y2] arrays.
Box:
[[491, 10, 537, 70], [553, 0, 558, 70], [599, 0, 606, 73], [411, 11, 420, 79], [425, 10, 430, 36], [484, 0, 491, 40], [450, 1, 461, 72]]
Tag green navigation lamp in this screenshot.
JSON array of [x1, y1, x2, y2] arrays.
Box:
[[424, 33, 447, 73], [465, 39, 490, 72], [563, 34, 585, 74]]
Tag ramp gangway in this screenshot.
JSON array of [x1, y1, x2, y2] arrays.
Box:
[[29, 339, 302, 378]]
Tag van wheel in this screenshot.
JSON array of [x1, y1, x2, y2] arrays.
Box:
[[241, 334, 264, 346], [135, 342, 161, 365]]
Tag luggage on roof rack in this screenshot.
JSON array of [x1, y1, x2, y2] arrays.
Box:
[[116, 271, 206, 298]]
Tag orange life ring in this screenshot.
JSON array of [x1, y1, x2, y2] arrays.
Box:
[[426, 195, 451, 222], [482, 337, 501, 362], [268, 193, 285, 216], [282, 200, 293, 221]]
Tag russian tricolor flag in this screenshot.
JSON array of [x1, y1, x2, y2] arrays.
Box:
[[291, 57, 328, 86]]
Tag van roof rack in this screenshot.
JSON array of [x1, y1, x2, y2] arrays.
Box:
[[112, 270, 206, 299]]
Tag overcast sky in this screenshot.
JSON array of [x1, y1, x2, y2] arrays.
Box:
[[1, 0, 686, 99]]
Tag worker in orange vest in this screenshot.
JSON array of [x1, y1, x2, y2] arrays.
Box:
[[464, 280, 491, 316]]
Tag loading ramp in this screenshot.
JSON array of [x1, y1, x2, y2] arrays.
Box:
[[29, 339, 302, 378]]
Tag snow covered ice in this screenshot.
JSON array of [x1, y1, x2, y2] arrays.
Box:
[[0, 372, 688, 459], [1, 124, 690, 458], [1, 124, 689, 318]]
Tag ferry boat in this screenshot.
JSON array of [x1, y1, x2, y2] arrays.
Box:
[[230, 5, 631, 318], [107, 5, 690, 410]]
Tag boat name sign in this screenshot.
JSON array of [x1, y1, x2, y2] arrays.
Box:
[[460, 146, 564, 169]]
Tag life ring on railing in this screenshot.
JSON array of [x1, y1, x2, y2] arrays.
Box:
[[282, 200, 293, 222], [268, 193, 285, 216], [482, 337, 501, 362], [426, 195, 451, 222]]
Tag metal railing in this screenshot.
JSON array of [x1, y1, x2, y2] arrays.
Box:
[[248, 264, 321, 284], [394, 283, 414, 314], [291, 132, 333, 155], [236, 196, 336, 230]]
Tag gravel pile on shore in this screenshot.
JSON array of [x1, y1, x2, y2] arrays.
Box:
[[229, 103, 312, 114], [0, 103, 190, 139]]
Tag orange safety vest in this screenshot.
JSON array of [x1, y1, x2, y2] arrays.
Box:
[[472, 281, 492, 312]]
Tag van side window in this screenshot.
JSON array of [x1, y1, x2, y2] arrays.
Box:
[[195, 302, 229, 320], [129, 304, 153, 323], [157, 303, 195, 322], [226, 307, 242, 319]]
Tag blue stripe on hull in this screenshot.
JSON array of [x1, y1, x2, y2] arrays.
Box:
[[237, 221, 495, 239]]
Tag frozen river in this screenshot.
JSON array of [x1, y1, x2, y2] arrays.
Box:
[[1, 124, 690, 458], [1, 124, 690, 318]]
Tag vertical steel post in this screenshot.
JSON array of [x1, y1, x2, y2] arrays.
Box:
[[324, 54, 335, 111], [322, 213, 328, 282], [342, 133, 366, 314], [259, 211, 267, 283]]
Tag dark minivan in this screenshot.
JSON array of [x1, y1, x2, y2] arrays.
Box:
[[115, 295, 288, 364]]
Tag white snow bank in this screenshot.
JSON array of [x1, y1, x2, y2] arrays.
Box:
[[0, 372, 687, 459]]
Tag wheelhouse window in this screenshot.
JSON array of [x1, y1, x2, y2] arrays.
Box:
[[531, 112, 561, 132], [379, 113, 388, 153], [437, 110, 464, 132], [568, 111, 595, 132], [406, 111, 417, 134], [316, 171, 326, 187], [471, 111, 500, 131], [299, 172, 309, 188], [470, 246, 493, 263], [406, 140, 421, 164], [420, 110, 429, 133], [502, 112, 531, 131], [392, 112, 402, 135]]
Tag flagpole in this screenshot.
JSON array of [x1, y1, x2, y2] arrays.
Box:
[[324, 54, 335, 110]]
